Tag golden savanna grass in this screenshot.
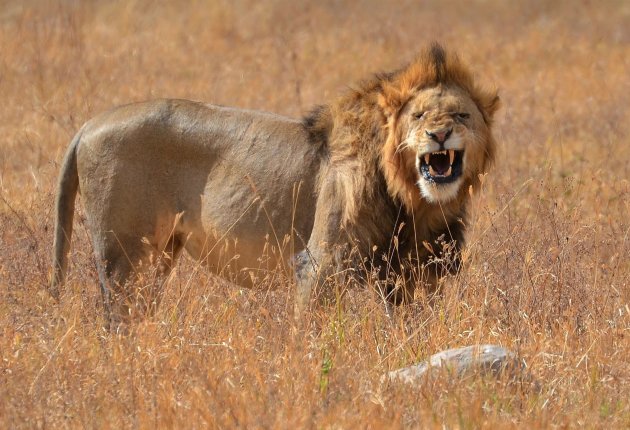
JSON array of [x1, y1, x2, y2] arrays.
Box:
[[1, 0, 629, 427]]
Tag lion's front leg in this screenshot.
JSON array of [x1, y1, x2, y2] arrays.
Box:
[[294, 174, 347, 318], [294, 248, 318, 316], [294, 242, 350, 317]]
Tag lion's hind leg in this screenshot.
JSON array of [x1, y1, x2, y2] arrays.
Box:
[[94, 228, 185, 331], [93, 233, 143, 331]]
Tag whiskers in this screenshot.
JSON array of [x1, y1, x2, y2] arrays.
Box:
[[469, 130, 482, 145], [395, 138, 415, 155]]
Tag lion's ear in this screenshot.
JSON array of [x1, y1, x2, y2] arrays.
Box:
[[481, 92, 501, 123], [378, 82, 411, 119]]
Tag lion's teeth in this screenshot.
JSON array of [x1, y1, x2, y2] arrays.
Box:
[[429, 165, 436, 176], [424, 154, 430, 164], [449, 149, 455, 165], [445, 166, 452, 177]]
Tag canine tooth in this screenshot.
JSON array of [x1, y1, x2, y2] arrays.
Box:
[[449, 149, 455, 164], [445, 166, 452, 177], [424, 154, 430, 164], [429, 165, 436, 176]]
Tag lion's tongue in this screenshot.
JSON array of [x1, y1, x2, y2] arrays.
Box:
[[429, 152, 450, 176]]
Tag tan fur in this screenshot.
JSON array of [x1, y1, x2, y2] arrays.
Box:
[[51, 43, 499, 325]]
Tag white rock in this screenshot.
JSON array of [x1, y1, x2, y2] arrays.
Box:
[[386, 344, 522, 384]]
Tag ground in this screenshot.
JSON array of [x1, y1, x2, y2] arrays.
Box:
[[0, 0, 629, 428]]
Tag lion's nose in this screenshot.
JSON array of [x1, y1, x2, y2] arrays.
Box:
[[426, 128, 453, 144]]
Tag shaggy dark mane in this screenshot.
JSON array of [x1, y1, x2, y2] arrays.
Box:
[[302, 104, 332, 152]]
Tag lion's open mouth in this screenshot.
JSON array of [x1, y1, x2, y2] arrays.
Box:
[[419, 149, 464, 184]]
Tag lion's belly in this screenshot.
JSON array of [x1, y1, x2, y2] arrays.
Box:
[[163, 133, 320, 284], [179, 161, 317, 282]]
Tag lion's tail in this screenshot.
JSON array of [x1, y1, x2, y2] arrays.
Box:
[[50, 130, 82, 299]]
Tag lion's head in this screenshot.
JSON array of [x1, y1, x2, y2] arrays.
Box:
[[378, 44, 500, 208]]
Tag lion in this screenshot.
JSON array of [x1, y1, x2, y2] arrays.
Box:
[[51, 43, 499, 325]]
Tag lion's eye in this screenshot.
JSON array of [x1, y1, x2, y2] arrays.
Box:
[[412, 112, 425, 120], [455, 112, 470, 121]]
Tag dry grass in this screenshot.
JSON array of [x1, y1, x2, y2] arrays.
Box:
[[1, 0, 629, 428]]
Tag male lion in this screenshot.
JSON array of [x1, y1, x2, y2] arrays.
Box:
[[51, 44, 499, 325]]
